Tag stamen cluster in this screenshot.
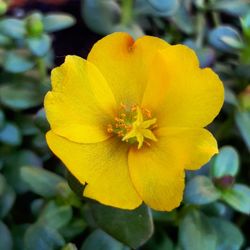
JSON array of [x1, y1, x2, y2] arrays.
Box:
[[107, 103, 157, 149]]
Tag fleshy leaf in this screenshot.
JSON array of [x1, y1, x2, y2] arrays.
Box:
[[81, 229, 129, 250], [21, 166, 65, 198], [211, 146, 239, 178], [179, 210, 217, 250], [38, 201, 72, 230], [235, 111, 250, 151], [0, 221, 13, 250], [82, 0, 120, 35], [210, 217, 244, 250], [24, 223, 65, 250], [221, 184, 250, 214], [27, 34, 51, 57], [209, 26, 242, 52], [184, 176, 220, 205], [89, 201, 154, 249], [0, 122, 21, 146], [43, 13, 75, 32]]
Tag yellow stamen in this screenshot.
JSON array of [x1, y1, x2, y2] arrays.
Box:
[[107, 104, 157, 149], [122, 107, 157, 149]]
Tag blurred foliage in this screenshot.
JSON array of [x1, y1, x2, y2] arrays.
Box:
[[0, 0, 250, 249]]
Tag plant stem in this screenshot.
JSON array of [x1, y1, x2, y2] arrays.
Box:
[[37, 57, 47, 83], [121, 0, 133, 26], [209, 0, 221, 27], [196, 12, 206, 47]]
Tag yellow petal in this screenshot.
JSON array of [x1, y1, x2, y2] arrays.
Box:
[[128, 142, 185, 211], [128, 127, 217, 211], [156, 127, 218, 170], [44, 55, 116, 143], [46, 131, 142, 209], [87, 32, 169, 105], [142, 45, 224, 128]]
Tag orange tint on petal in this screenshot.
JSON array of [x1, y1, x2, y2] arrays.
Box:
[[88, 32, 170, 105]]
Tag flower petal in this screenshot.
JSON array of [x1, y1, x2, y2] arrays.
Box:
[[46, 131, 142, 209], [142, 45, 224, 128], [87, 32, 169, 105], [128, 142, 185, 211], [128, 127, 217, 211], [156, 127, 218, 170], [44, 55, 116, 143]]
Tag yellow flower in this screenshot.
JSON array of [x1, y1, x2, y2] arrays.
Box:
[[44, 32, 224, 211]]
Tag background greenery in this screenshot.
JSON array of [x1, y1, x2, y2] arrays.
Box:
[[0, 0, 250, 249]]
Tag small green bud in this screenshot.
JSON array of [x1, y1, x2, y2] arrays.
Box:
[[26, 13, 44, 37], [0, 1, 8, 15]]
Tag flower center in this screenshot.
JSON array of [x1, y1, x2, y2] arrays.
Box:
[[107, 104, 158, 149]]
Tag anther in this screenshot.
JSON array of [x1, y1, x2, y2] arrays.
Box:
[[120, 102, 126, 110], [144, 141, 151, 147]]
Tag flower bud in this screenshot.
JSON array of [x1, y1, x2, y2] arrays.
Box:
[[0, 0, 7, 15], [26, 13, 44, 37], [214, 175, 235, 189]]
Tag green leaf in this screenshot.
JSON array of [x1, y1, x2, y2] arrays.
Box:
[[66, 170, 85, 198], [24, 223, 65, 250], [0, 81, 44, 110], [147, 0, 178, 13], [82, 0, 120, 35], [211, 146, 239, 178], [210, 217, 244, 250], [171, 3, 194, 34], [0, 183, 16, 219], [38, 201, 72, 230], [212, 0, 250, 16], [209, 26, 241, 52], [3, 50, 34, 73], [0, 122, 22, 146], [0, 18, 26, 39], [31, 199, 44, 216], [60, 218, 87, 241], [220, 36, 244, 49], [152, 210, 176, 222], [89, 202, 154, 249], [0, 174, 5, 196], [21, 166, 65, 198], [16, 115, 39, 136], [179, 210, 217, 250], [184, 176, 220, 205], [235, 111, 250, 151], [0, 221, 13, 250], [11, 224, 28, 250], [135, 0, 178, 16], [62, 243, 78, 250], [145, 232, 174, 250], [27, 34, 51, 57], [224, 87, 239, 106], [221, 184, 250, 214], [81, 229, 129, 250], [0, 34, 11, 46], [34, 108, 50, 132], [0, 110, 5, 129], [201, 202, 229, 217], [43, 13, 75, 32], [3, 150, 42, 193]]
